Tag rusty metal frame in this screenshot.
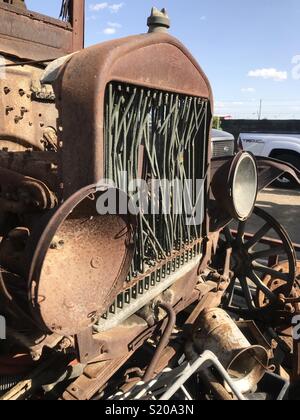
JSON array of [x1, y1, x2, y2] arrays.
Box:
[[0, 0, 84, 61], [0, 21, 215, 386], [67, 0, 85, 52], [1, 4, 300, 401]]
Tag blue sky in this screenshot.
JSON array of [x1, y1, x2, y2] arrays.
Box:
[[26, 0, 300, 119]]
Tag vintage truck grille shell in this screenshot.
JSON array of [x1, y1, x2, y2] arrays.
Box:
[[212, 140, 235, 158], [97, 82, 210, 329]]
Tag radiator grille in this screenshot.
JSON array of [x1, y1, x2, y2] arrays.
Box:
[[212, 140, 235, 158], [99, 82, 210, 326]]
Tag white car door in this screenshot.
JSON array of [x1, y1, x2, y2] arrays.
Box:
[[239, 133, 266, 155]]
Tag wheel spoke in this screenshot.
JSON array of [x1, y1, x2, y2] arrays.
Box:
[[252, 262, 289, 282], [239, 275, 256, 309], [223, 276, 237, 308], [250, 246, 285, 261], [245, 223, 271, 250], [247, 270, 278, 303], [236, 221, 246, 246], [218, 206, 296, 312]]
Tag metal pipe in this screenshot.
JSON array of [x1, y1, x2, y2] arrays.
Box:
[[194, 308, 269, 394], [143, 303, 176, 383]]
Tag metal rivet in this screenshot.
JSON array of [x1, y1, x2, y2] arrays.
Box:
[[91, 257, 102, 269]]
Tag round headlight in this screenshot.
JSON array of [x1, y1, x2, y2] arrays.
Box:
[[211, 152, 258, 221], [231, 153, 258, 220]]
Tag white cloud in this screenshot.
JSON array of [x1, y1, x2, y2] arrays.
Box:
[[248, 68, 288, 82], [90, 2, 109, 11], [200, 16, 206, 21], [103, 27, 117, 35], [108, 21, 122, 28], [102, 22, 122, 35], [103, 28, 117, 35], [109, 3, 124, 13], [241, 87, 256, 93], [90, 2, 124, 13]]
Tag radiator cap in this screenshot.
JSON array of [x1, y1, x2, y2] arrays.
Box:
[[147, 7, 170, 33]]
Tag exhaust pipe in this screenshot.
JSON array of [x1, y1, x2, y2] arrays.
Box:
[[193, 308, 269, 394]]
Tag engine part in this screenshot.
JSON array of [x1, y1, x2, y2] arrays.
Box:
[[193, 308, 269, 394], [94, 257, 201, 333], [0, 167, 57, 212], [143, 303, 176, 382], [257, 260, 300, 309]]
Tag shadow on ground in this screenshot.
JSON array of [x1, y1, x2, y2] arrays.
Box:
[[255, 188, 300, 245]]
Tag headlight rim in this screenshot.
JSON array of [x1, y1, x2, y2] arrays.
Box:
[[228, 151, 258, 221]]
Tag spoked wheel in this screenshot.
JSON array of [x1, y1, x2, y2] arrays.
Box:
[[222, 207, 297, 312], [257, 261, 300, 309]]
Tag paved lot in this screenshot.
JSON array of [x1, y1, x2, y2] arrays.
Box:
[[256, 188, 300, 245]]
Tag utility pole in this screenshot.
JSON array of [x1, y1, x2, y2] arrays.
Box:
[[258, 99, 263, 120]]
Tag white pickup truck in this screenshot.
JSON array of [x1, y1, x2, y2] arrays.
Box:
[[239, 133, 300, 188]]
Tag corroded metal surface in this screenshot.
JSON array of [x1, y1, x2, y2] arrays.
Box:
[[143, 303, 176, 382], [54, 31, 213, 197], [193, 308, 269, 394], [0, 2, 300, 401], [26, 185, 136, 336], [0, 0, 84, 60]]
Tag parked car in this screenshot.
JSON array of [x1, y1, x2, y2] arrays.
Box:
[[239, 133, 300, 188], [211, 129, 235, 158]]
